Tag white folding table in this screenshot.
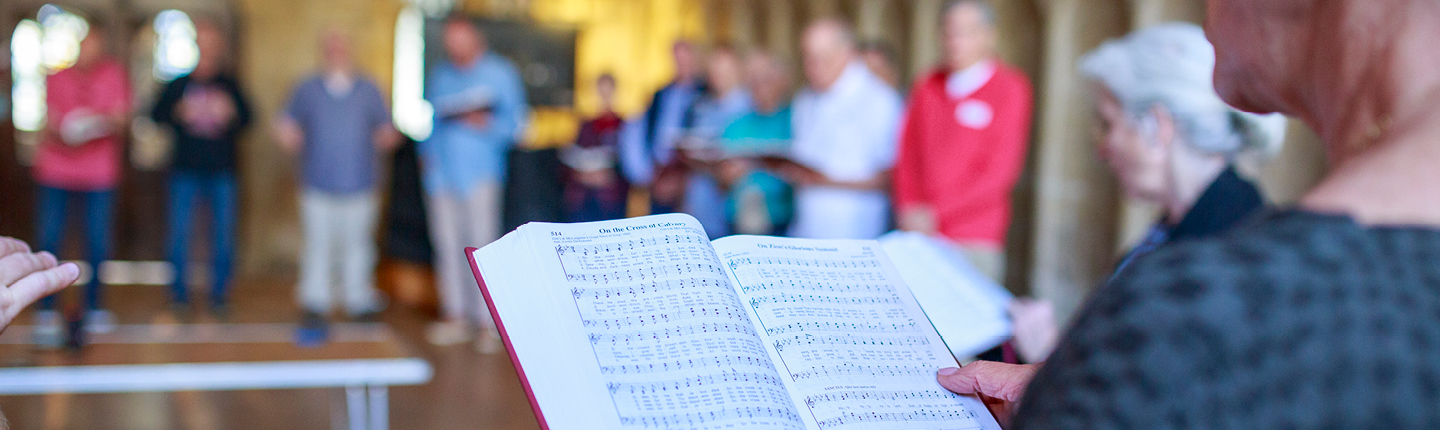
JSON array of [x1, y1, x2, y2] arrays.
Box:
[[0, 323, 434, 430]]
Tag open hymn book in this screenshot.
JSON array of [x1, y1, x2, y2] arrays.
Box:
[[468, 214, 1005, 430]]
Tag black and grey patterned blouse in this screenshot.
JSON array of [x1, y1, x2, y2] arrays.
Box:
[[1015, 210, 1440, 429]]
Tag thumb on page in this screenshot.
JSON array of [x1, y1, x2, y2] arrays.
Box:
[[936, 361, 1037, 402]]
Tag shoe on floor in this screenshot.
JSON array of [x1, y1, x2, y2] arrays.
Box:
[[84, 309, 117, 334], [295, 311, 330, 347], [426, 321, 475, 346]]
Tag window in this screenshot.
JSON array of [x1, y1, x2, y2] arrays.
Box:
[[10, 4, 89, 134], [152, 10, 199, 82]]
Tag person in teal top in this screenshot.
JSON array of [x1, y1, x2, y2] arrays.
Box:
[[718, 51, 795, 236]]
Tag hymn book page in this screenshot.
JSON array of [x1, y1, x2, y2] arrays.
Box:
[[713, 236, 1002, 430], [474, 214, 804, 430]]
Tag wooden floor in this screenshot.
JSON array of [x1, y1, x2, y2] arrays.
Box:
[[0, 280, 543, 430]]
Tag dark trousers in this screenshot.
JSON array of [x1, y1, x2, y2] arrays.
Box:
[[35, 186, 114, 311], [167, 171, 237, 306]]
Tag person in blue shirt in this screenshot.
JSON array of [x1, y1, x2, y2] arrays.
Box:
[[676, 46, 752, 238], [274, 29, 399, 332], [420, 17, 528, 353]]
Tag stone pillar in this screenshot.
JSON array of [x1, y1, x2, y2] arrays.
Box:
[[766, 0, 796, 57], [856, 0, 887, 40], [1028, 0, 1130, 323], [909, 0, 942, 76], [806, 0, 841, 19], [728, 0, 756, 48]]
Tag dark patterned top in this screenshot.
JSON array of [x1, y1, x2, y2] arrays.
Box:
[[1015, 210, 1440, 429]]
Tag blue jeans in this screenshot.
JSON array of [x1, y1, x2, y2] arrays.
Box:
[[167, 171, 237, 306], [36, 186, 114, 311]]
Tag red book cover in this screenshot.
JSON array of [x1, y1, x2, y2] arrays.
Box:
[[466, 247, 551, 430]]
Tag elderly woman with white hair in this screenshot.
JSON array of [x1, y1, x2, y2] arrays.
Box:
[[1005, 23, 1288, 364], [939, 22, 1289, 423], [1083, 23, 1287, 279]]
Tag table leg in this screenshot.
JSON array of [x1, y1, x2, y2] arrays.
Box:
[[332, 388, 350, 430], [368, 385, 389, 430], [346, 385, 368, 430]]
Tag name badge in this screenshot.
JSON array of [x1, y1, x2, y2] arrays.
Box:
[[955, 99, 994, 130]]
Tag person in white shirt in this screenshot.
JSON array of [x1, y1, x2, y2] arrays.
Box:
[[778, 19, 905, 240]]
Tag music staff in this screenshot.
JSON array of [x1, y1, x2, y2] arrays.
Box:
[[727, 256, 881, 270], [563, 263, 725, 284], [803, 390, 959, 408], [587, 323, 758, 344], [581, 306, 750, 328], [815, 409, 981, 430], [772, 334, 929, 352], [736, 280, 896, 295], [572, 278, 728, 300], [618, 407, 805, 429], [749, 292, 902, 309], [555, 234, 707, 256], [607, 371, 788, 394], [599, 355, 774, 375], [764, 320, 919, 336], [789, 364, 934, 381]]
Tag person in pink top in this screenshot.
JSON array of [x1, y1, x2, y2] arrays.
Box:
[[30, 28, 131, 345]]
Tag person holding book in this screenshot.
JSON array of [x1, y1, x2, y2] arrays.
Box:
[[716, 50, 795, 236], [618, 41, 703, 215], [560, 73, 628, 223], [420, 17, 528, 351], [676, 46, 753, 238], [939, 0, 1440, 427], [893, 0, 1034, 283], [151, 21, 252, 316], [274, 29, 399, 330], [29, 27, 129, 343], [779, 19, 904, 240]]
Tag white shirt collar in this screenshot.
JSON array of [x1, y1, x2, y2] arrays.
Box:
[[324, 71, 355, 98], [945, 59, 997, 99], [814, 61, 871, 98]]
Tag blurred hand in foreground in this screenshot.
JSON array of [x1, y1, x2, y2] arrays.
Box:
[[1009, 299, 1060, 363], [0, 237, 79, 335], [937, 361, 1039, 428]]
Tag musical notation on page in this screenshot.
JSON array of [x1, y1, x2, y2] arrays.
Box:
[[803, 390, 960, 408], [763, 320, 920, 336], [563, 263, 726, 283], [548, 225, 806, 429], [814, 409, 982, 430], [599, 355, 774, 375], [727, 256, 881, 269], [607, 371, 789, 394], [738, 279, 897, 295], [748, 292, 902, 308], [587, 322, 758, 344], [581, 306, 750, 328], [617, 407, 805, 429], [555, 234, 707, 256], [572, 278, 729, 300], [789, 364, 934, 382], [772, 334, 930, 352]]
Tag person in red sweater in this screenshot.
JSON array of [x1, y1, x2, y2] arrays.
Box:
[[894, 0, 1033, 282]]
